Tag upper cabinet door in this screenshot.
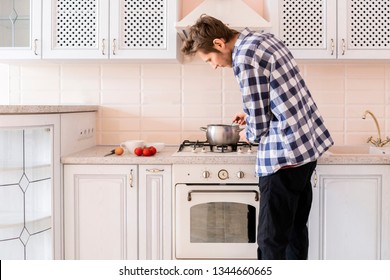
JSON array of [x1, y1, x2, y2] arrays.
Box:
[[337, 0, 390, 59], [277, 0, 337, 59], [0, 0, 42, 59], [109, 0, 179, 60], [275, 0, 390, 59], [42, 0, 109, 59]]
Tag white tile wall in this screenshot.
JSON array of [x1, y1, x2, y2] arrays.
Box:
[[1, 60, 390, 146], [0, 64, 9, 104]]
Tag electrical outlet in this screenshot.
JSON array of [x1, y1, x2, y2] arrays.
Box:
[[78, 126, 95, 140]]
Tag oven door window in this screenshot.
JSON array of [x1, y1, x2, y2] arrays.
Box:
[[190, 202, 256, 243]]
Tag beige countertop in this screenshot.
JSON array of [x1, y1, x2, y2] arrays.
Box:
[[0, 105, 99, 114], [61, 145, 258, 165], [61, 145, 390, 165]]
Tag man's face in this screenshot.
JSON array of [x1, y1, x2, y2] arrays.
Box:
[[197, 50, 233, 69], [197, 38, 233, 69]]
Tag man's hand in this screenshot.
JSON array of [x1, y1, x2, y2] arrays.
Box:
[[232, 112, 246, 125]]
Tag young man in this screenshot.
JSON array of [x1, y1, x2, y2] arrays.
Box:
[[181, 15, 333, 260]]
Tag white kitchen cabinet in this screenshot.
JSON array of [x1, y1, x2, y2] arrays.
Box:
[[0, 0, 42, 59], [63, 164, 138, 260], [0, 114, 60, 259], [109, 0, 179, 60], [42, 0, 108, 59], [42, 0, 179, 60], [0, 110, 97, 260], [308, 165, 390, 260], [381, 165, 390, 260], [138, 165, 172, 260], [271, 0, 390, 59]]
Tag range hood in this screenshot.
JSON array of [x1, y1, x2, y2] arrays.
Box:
[[176, 0, 272, 39]]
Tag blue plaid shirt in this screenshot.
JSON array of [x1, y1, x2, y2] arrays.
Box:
[[232, 29, 333, 176]]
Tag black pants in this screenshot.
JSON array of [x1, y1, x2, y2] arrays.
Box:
[[257, 161, 317, 260]]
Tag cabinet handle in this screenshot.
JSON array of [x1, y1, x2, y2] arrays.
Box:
[[129, 169, 134, 187], [313, 169, 317, 188], [33, 39, 38, 55], [341, 39, 346, 55], [146, 168, 165, 173], [112, 39, 117, 55], [330, 39, 334, 56], [102, 39, 106, 55]]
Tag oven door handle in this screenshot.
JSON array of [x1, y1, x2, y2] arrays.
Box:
[[187, 190, 259, 202]]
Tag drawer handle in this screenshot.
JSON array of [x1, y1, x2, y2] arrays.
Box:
[[146, 168, 164, 173], [341, 39, 346, 55]]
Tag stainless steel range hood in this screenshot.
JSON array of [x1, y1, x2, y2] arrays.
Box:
[[176, 0, 272, 39]]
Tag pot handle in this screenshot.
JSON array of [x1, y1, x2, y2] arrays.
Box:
[[238, 127, 245, 132], [200, 127, 207, 131]]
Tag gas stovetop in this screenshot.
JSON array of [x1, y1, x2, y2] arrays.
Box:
[[174, 140, 258, 155]]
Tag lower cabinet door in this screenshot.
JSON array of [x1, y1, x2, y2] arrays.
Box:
[[138, 165, 172, 260], [64, 165, 137, 260], [309, 165, 385, 260]]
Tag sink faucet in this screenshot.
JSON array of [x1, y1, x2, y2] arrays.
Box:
[[362, 110, 390, 147]]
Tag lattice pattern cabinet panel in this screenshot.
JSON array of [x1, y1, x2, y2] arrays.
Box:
[[347, 0, 390, 50], [54, 0, 99, 49], [280, 0, 325, 49], [120, 0, 166, 49]]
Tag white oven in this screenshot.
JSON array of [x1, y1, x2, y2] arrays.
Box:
[[173, 164, 259, 259]]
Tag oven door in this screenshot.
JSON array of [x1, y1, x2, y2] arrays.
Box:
[[175, 184, 259, 259]]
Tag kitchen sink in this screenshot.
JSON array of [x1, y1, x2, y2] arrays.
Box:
[[327, 145, 390, 155]]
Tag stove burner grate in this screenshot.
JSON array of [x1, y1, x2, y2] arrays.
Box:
[[178, 140, 258, 153]]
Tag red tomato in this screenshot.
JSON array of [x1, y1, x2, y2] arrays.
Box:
[[143, 148, 152, 156], [149, 146, 157, 155], [134, 147, 143, 156]]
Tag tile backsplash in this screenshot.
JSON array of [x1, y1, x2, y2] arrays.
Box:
[[1, 59, 389, 146]]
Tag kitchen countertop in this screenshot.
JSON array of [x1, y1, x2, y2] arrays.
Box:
[[62, 145, 258, 165], [0, 105, 99, 114], [61, 145, 390, 165]]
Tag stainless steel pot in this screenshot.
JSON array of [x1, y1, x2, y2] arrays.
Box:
[[200, 124, 244, 145]]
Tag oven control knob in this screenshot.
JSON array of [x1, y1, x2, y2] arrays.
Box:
[[218, 169, 229, 180], [236, 171, 245, 179], [202, 170, 210, 179]]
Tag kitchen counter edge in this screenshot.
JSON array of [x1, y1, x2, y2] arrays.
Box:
[[61, 146, 390, 165], [0, 105, 99, 114]]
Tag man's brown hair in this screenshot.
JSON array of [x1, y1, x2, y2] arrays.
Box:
[[181, 15, 239, 56]]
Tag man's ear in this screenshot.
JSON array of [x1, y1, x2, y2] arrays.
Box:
[[212, 38, 225, 50]]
